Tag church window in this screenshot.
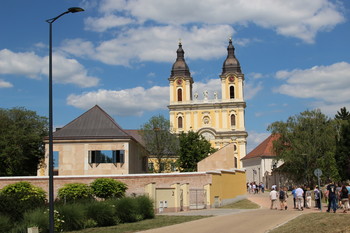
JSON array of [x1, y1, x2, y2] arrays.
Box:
[[230, 114, 236, 126], [230, 86, 235, 99], [177, 88, 183, 101], [178, 116, 183, 129]]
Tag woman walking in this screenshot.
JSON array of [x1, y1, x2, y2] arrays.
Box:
[[340, 185, 349, 213]]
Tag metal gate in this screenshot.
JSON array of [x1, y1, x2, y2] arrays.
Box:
[[189, 188, 206, 209]]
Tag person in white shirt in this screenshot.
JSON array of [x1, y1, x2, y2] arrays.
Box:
[[295, 186, 304, 210], [270, 188, 278, 210]]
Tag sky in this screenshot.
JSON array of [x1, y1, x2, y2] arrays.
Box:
[[0, 0, 350, 153]]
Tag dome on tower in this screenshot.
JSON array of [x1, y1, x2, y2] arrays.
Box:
[[171, 42, 191, 77], [222, 39, 241, 75]]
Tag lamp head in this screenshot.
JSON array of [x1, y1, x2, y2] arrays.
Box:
[[68, 7, 84, 13]]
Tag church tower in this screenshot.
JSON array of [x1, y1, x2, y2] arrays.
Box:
[[168, 39, 247, 168]]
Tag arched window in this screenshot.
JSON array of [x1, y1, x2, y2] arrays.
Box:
[[230, 86, 235, 99], [230, 114, 236, 127], [177, 88, 183, 101], [178, 116, 183, 129]]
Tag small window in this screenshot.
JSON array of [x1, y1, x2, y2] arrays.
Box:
[[178, 116, 183, 129], [177, 88, 183, 101], [234, 157, 238, 168], [160, 162, 166, 172], [148, 162, 154, 172], [230, 86, 235, 99], [230, 114, 236, 126], [53, 151, 59, 176], [88, 150, 125, 164]]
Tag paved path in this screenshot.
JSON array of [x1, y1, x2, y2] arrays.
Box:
[[138, 192, 323, 233]]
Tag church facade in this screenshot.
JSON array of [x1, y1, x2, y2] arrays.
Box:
[[168, 39, 248, 167]]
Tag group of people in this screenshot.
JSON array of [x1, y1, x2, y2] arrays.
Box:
[[247, 182, 265, 194], [268, 182, 350, 213]]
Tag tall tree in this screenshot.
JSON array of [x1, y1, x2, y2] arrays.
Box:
[[334, 107, 350, 181], [267, 109, 339, 185], [0, 107, 48, 176], [139, 115, 179, 173], [177, 131, 217, 172]]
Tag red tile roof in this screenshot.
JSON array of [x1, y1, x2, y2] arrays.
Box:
[[241, 134, 279, 160]]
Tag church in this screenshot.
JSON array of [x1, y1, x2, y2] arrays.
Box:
[[168, 39, 248, 168]]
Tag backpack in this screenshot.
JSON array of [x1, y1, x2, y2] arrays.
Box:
[[279, 190, 285, 199]]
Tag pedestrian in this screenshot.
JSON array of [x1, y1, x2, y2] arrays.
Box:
[[305, 187, 312, 209], [279, 187, 288, 210], [326, 181, 337, 213], [314, 185, 321, 209], [339, 185, 349, 213], [270, 188, 278, 210], [292, 186, 297, 209], [261, 183, 265, 193], [295, 185, 304, 211]]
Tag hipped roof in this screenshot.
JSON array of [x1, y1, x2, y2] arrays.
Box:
[[241, 134, 279, 160]]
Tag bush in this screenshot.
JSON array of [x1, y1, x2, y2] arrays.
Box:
[[114, 197, 140, 223], [90, 178, 127, 199], [135, 195, 155, 220], [57, 183, 93, 203], [0, 182, 46, 221], [0, 214, 12, 233], [56, 203, 86, 231], [23, 208, 48, 233], [85, 201, 116, 227]]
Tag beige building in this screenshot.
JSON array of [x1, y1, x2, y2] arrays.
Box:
[[38, 105, 148, 176], [168, 39, 247, 168]]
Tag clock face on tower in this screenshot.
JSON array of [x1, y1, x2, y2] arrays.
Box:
[[229, 76, 235, 82], [177, 79, 183, 85]]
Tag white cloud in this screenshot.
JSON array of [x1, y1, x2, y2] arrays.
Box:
[[67, 86, 169, 116], [245, 81, 263, 100], [86, 0, 344, 43], [0, 79, 13, 88], [0, 49, 99, 88], [247, 131, 270, 154], [193, 79, 221, 99], [85, 15, 135, 32], [274, 62, 350, 116]]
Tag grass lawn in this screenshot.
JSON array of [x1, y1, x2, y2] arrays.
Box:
[[219, 199, 260, 209], [270, 213, 350, 233], [67, 215, 209, 233]]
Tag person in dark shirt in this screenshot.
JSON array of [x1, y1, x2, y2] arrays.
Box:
[[326, 182, 337, 213]]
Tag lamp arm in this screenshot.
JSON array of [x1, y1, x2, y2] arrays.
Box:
[[46, 10, 70, 24]]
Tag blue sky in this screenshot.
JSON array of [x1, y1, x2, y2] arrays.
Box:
[[1, 0, 349, 153]]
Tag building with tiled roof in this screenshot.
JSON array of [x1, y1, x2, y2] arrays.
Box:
[[38, 105, 148, 176], [241, 134, 282, 187]]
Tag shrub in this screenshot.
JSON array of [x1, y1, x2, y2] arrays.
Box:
[[85, 201, 116, 227], [23, 208, 48, 233], [56, 203, 86, 231], [135, 195, 155, 220], [90, 178, 127, 199], [57, 183, 93, 203], [0, 214, 12, 233], [0, 182, 46, 221], [114, 197, 140, 223]]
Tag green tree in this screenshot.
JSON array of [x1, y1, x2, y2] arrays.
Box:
[[0, 107, 48, 176], [177, 131, 217, 172], [90, 178, 127, 199], [139, 115, 179, 173], [267, 109, 339, 185], [334, 107, 350, 181]]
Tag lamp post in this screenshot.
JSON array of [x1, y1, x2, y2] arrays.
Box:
[[46, 7, 84, 233]]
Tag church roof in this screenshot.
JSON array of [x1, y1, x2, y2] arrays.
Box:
[[170, 42, 191, 77], [241, 134, 279, 160], [222, 39, 242, 75], [53, 105, 132, 140]]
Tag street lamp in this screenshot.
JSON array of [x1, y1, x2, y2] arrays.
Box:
[[46, 7, 84, 233]]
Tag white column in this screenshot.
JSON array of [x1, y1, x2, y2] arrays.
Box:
[[169, 81, 174, 102], [221, 78, 226, 100]]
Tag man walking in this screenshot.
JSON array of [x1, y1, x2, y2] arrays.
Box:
[[326, 182, 337, 213], [295, 185, 304, 211], [270, 188, 278, 210]]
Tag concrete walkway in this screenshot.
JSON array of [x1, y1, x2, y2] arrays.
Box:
[[138, 192, 323, 233]]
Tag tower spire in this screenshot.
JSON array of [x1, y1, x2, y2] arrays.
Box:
[[222, 38, 241, 75], [171, 42, 190, 77]]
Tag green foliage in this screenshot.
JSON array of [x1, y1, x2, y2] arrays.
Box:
[[56, 203, 86, 231], [90, 178, 127, 199], [334, 107, 350, 181], [177, 131, 217, 172], [113, 197, 140, 223], [0, 214, 12, 233], [268, 109, 339, 185], [23, 208, 48, 233], [85, 201, 117, 227], [135, 195, 155, 219], [139, 115, 179, 173], [0, 182, 46, 221], [57, 183, 93, 203], [0, 107, 48, 176]]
